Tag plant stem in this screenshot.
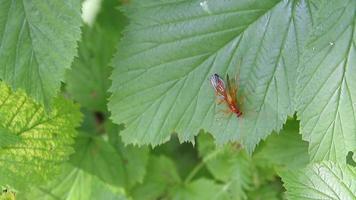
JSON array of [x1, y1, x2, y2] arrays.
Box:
[[184, 161, 205, 184], [184, 148, 224, 184]]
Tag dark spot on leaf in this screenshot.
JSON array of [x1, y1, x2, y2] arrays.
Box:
[[123, 159, 128, 164], [94, 112, 105, 125], [346, 151, 356, 167]]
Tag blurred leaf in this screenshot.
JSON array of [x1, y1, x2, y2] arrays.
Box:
[[0, 187, 16, 200], [172, 179, 230, 200], [96, 0, 127, 31], [66, 25, 114, 111], [152, 135, 200, 178], [79, 109, 105, 134], [246, 183, 282, 200], [280, 161, 356, 200], [197, 133, 253, 199], [24, 164, 129, 200], [106, 122, 150, 188], [109, 0, 311, 154], [70, 135, 125, 187], [254, 119, 309, 168], [0, 82, 82, 189], [296, 0, 356, 162], [70, 133, 149, 188], [66, 0, 126, 111], [130, 155, 181, 200], [0, 0, 82, 107], [251, 161, 279, 187], [0, 193, 15, 200]]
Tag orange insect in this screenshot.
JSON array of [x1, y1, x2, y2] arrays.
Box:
[[210, 73, 243, 117]]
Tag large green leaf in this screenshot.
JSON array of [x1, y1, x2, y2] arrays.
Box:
[[254, 119, 310, 168], [0, 82, 82, 189], [70, 134, 149, 189], [0, 0, 82, 107], [298, 0, 356, 162], [296, 0, 356, 162], [280, 162, 356, 200], [66, 0, 126, 111], [109, 0, 311, 152], [24, 164, 128, 200]]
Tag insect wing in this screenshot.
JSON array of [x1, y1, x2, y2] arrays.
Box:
[[226, 74, 237, 102], [210, 74, 226, 96]]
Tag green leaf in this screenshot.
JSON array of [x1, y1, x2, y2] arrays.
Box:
[[280, 162, 356, 200], [296, 0, 356, 162], [0, 190, 15, 200], [151, 135, 200, 178], [254, 119, 309, 168], [0, 82, 82, 189], [65, 25, 113, 111], [132, 157, 231, 200], [130, 155, 181, 200], [106, 121, 150, 188], [197, 133, 253, 199], [109, 0, 311, 153], [24, 164, 129, 200], [66, 0, 126, 111], [70, 135, 126, 187], [172, 178, 230, 200], [246, 183, 283, 200], [0, 126, 21, 148], [96, 0, 127, 31], [0, 0, 82, 107], [70, 133, 149, 188]]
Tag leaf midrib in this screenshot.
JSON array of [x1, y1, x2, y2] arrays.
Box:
[[20, 0, 48, 105]]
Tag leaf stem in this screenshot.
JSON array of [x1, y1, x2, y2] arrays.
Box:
[[184, 148, 224, 184]]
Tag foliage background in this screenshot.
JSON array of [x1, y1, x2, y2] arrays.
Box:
[[0, 0, 355, 199]]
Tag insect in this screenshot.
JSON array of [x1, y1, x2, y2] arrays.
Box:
[[210, 73, 243, 117]]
